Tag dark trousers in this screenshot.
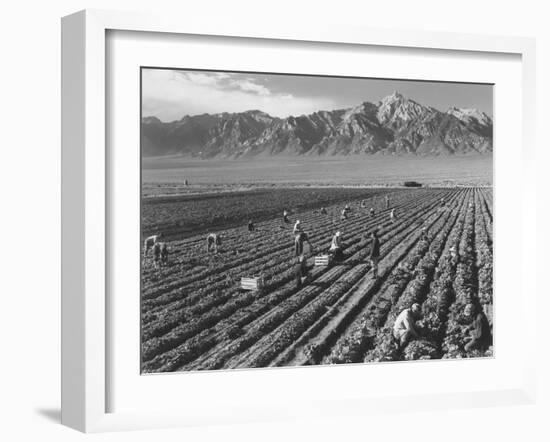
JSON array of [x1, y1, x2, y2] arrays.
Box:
[[465, 337, 482, 352], [330, 248, 344, 261]]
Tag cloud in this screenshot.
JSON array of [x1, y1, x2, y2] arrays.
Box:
[[142, 69, 337, 121], [231, 78, 271, 96]]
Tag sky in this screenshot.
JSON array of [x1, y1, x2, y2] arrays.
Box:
[[142, 68, 493, 122]]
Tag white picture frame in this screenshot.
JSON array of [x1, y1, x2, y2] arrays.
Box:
[[61, 9, 537, 433]]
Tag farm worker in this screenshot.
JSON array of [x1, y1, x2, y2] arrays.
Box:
[[449, 245, 459, 265], [206, 233, 222, 253], [283, 209, 290, 224], [420, 227, 429, 242], [360, 200, 366, 208], [248, 220, 255, 232], [390, 209, 395, 223], [370, 207, 375, 217], [393, 303, 422, 349], [294, 255, 309, 289], [294, 232, 312, 257], [143, 233, 162, 258], [152, 242, 162, 269], [293, 219, 303, 236], [160, 242, 169, 266], [329, 231, 344, 261], [440, 197, 446, 208], [369, 230, 381, 278], [463, 303, 491, 352], [344, 204, 350, 212], [385, 195, 390, 209], [340, 208, 347, 221], [320, 207, 328, 215]]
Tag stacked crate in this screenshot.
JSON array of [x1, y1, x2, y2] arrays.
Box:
[[240, 276, 264, 291], [314, 254, 332, 266]]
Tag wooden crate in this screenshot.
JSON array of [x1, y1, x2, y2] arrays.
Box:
[[240, 276, 264, 291], [314, 254, 332, 266]]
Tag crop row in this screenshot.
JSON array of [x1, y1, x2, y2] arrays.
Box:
[[188, 190, 459, 371], [142, 187, 395, 240], [441, 191, 491, 358], [141, 190, 406, 294], [270, 189, 467, 366], [142, 190, 413, 312], [141, 191, 437, 339], [361, 190, 471, 362], [393, 190, 472, 360], [141, 189, 453, 371], [322, 189, 467, 364]]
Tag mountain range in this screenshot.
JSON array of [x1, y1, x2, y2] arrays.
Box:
[[141, 92, 493, 158]]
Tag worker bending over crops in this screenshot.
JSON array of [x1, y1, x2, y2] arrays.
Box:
[[248, 220, 255, 232], [320, 207, 328, 215], [294, 255, 310, 289], [463, 303, 491, 352], [329, 231, 344, 261], [370, 207, 375, 217], [369, 230, 381, 278], [206, 233, 222, 253], [340, 208, 348, 221], [393, 303, 422, 349], [143, 233, 162, 259]]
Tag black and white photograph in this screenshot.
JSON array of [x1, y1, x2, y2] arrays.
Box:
[[140, 68, 494, 373]]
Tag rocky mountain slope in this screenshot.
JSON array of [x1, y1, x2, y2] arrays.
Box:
[[142, 92, 493, 158]]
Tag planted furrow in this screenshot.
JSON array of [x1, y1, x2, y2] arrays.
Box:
[[215, 192, 453, 370], [441, 190, 491, 358], [141, 191, 415, 299], [274, 189, 465, 366], [363, 189, 473, 362], [143, 190, 434, 332], [141, 204, 340, 285], [141, 190, 449, 371], [143, 200, 401, 313], [141, 189, 403, 283], [318, 189, 466, 364], [384, 190, 471, 361]]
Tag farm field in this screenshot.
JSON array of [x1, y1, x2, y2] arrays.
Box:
[[142, 186, 394, 239], [140, 186, 493, 372]]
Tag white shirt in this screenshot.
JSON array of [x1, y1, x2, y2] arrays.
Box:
[[330, 234, 342, 251], [144, 235, 159, 247], [393, 309, 414, 334]]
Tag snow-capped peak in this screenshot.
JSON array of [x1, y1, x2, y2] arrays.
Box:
[[447, 107, 492, 126]]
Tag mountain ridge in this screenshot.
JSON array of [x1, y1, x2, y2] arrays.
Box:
[[141, 92, 493, 158]]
